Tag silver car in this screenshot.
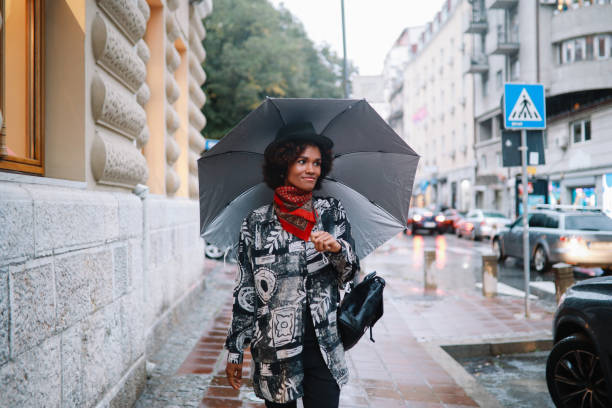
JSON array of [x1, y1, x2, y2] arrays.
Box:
[[492, 207, 612, 273], [456, 209, 512, 240]]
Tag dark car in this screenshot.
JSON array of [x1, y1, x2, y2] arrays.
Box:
[[407, 207, 441, 235], [546, 276, 612, 407]]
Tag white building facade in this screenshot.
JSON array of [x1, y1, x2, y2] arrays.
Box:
[[465, 0, 612, 216], [403, 0, 476, 211]]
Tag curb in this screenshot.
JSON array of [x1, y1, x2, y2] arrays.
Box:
[[422, 337, 553, 408]]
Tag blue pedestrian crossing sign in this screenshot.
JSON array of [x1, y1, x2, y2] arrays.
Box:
[[504, 83, 546, 130]]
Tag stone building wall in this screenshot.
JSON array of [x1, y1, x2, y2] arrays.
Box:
[[0, 1, 213, 406]]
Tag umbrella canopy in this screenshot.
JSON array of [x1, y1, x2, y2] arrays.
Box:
[[198, 98, 419, 259]]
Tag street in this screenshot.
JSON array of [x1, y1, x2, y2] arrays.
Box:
[[369, 230, 562, 303]]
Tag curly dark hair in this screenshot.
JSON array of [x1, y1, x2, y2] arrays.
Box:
[[263, 140, 333, 190]]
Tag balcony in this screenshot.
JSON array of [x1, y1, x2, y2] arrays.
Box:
[[491, 25, 519, 55], [464, 9, 488, 34], [488, 0, 518, 9], [465, 52, 489, 74]]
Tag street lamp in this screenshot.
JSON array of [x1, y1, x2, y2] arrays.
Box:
[[341, 0, 349, 98]]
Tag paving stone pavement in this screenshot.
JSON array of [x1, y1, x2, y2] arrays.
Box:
[[135, 246, 554, 408]]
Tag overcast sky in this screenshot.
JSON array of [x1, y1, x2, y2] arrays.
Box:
[[269, 0, 445, 76]]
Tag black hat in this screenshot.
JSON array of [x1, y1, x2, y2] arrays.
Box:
[[269, 122, 333, 150]]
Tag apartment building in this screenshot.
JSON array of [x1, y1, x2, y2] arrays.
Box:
[[382, 27, 422, 139], [0, 1, 212, 406], [403, 0, 475, 211], [465, 0, 612, 215]]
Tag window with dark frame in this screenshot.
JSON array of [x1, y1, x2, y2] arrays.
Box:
[[571, 118, 591, 144], [0, 0, 45, 175]]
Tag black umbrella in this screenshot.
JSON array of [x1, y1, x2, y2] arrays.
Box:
[[198, 97, 419, 259]]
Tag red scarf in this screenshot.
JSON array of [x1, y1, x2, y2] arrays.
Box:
[[274, 186, 317, 241]]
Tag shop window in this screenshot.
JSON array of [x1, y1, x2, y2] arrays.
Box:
[[571, 118, 591, 143], [0, 0, 45, 174]]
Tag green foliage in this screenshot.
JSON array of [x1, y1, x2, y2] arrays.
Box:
[[202, 0, 356, 139]]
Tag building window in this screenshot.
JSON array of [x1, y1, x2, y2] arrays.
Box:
[[510, 57, 520, 80], [0, 0, 45, 174], [480, 154, 487, 170], [586, 36, 594, 60], [571, 118, 591, 143], [563, 40, 574, 63], [596, 35, 609, 59], [575, 38, 585, 61], [496, 70, 503, 89]]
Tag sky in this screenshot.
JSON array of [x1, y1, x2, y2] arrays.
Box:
[[269, 0, 445, 76]]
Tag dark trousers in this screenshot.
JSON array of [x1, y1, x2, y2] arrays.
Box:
[[265, 309, 340, 408]]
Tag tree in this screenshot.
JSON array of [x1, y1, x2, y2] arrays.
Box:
[[202, 0, 357, 139]]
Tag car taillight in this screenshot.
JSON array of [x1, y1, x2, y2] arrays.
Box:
[[413, 215, 423, 222], [435, 215, 445, 222], [560, 236, 585, 246], [480, 221, 486, 226]]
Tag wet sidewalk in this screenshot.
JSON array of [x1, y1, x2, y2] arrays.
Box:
[[135, 254, 553, 408]]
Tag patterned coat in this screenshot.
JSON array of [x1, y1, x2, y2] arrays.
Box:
[[225, 196, 359, 404]]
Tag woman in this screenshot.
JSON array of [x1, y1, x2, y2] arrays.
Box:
[[225, 122, 359, 408]]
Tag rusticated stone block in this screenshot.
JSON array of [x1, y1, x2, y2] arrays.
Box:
[[91, 130, 149, 188], [0, 267, 8, 365], [97, 0, 146, 45], [166, 41, 180, 73], [0, 335, 61, 407], [27, 185, 106, 256], [92, 14, 146, 93], [89, 248, 114, 311], [116, 192, 142, 239], [0, 183, 34, 263], [10, 259, 56, 356], [189, 100, 206, 131], [55, 251, 90, 330], [81, 308, 107, 405], [109, 358, 146, 408], [91, 74, 147, 140], [61, 324, 84, 407], [113, 244, 129, 299], [129, 239, 143, 292]]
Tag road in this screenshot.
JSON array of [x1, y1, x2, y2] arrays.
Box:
[[362, 230, 596, 305]]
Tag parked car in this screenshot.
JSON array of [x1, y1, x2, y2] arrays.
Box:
[[407, 207, 442, 235], [492, 206, 612, 273], [456, 209, 511, 240], [546, 276, 612, 407], [439, 208, 465, 233]]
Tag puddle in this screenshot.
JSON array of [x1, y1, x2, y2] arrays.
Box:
[[456, 350, 554, 408]]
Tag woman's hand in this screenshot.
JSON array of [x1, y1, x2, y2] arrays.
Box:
[[226, 362, 243, 390], [310, 231, 341, 253]]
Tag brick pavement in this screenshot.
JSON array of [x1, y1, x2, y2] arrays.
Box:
[[135, 252, 554, 407]]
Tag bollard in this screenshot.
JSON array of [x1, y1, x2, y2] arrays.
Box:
[[481, 254, 498, 297], [553, 263, 574, 304], [424, 249, 436, 291]]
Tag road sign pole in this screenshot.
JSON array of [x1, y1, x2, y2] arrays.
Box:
[[520, 129, 531, 318]]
